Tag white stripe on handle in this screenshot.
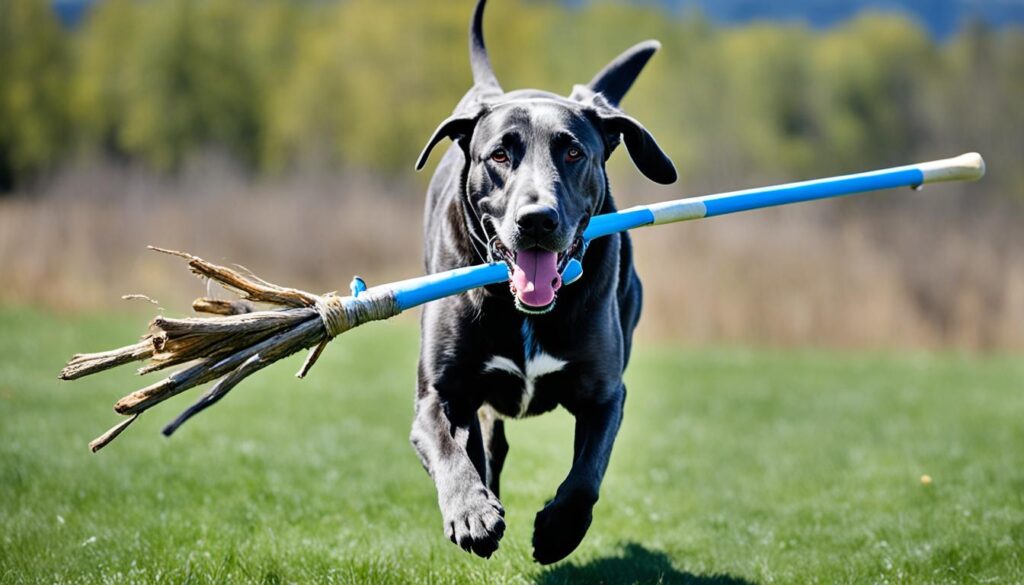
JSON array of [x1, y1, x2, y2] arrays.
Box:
[[919, 152, 986, 184]]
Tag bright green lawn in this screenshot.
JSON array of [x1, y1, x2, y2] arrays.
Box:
[[1, 307, 1022, 584]]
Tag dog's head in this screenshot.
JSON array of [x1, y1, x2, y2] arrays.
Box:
[[416, 0, 676, 314]]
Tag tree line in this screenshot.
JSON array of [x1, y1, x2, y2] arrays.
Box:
[[1, 0, 1022, 198]]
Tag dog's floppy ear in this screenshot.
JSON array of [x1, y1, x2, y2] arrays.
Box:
[[415, 112, 481, 171], [572, 41, 676, 184], [596, 110, 677, 185]]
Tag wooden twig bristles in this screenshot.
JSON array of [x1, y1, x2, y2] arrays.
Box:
[[60, 247, 400, 452]]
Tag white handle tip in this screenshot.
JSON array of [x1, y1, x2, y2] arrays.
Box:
[[920, 152, 986, 184]]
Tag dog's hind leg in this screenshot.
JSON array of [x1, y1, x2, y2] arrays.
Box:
[[478, 408, 509, 498]]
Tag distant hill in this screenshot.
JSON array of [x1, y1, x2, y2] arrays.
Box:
[[52, 0, 95, 27], [53, 0, 1024, 38], [633, 0, 1024, 38]]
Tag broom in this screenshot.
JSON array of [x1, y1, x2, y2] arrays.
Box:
[[60, 152, 986, 452]]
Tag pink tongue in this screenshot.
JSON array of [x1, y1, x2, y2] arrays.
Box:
[[511, 249, 562, 307]]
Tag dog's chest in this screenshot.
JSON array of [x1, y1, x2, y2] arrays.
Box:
[[481, 321, 567, 418]]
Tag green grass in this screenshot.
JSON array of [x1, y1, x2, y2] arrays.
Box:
[[1, 307, 1022, 584]]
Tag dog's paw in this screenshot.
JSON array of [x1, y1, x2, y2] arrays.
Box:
[[440, 485, 506, 558], [531, 493, 595, 565]]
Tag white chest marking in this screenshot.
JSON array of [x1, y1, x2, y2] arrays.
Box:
[[484, 351, 567, 417]]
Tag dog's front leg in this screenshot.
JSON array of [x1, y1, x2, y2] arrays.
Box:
[[532, 384, 625, 564], [410, 389, 506, 558]]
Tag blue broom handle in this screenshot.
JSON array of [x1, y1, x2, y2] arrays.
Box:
[[383, 153, 984, 311]]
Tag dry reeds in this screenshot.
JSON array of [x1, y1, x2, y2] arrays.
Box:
[[6, 164, 1023, 350]]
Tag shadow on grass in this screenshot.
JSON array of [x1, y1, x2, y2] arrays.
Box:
[[536, 543, 756, 585]]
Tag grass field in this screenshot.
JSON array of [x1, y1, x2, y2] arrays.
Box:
[[1, 307, 1022, 584]]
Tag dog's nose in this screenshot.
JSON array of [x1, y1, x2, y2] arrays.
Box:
[[516, 205, 559, 237]]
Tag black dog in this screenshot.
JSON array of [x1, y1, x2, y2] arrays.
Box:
[[410, 0, 677, 565]]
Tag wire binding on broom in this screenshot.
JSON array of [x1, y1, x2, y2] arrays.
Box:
[[59, 247, 399, 453]]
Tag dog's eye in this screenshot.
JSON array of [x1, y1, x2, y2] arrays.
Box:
[[566, 147, 584, 163], [490, 149, 509, 164]]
